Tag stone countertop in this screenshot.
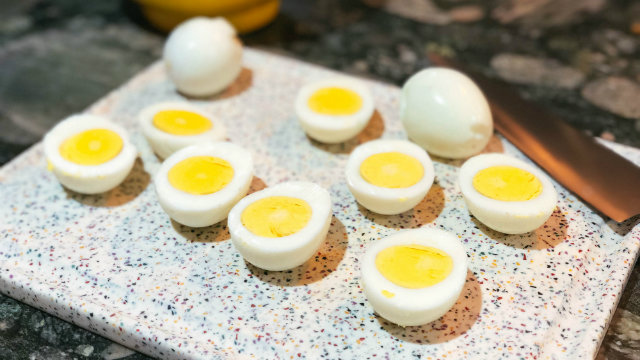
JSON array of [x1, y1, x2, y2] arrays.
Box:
[[0, 0, 638, 359]]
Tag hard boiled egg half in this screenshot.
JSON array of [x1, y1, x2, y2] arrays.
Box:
[[43, 114, 137, 194], [459, 153, 557, 234], [295, 78, 374, 143], [362, 228, 467, 326], [154, 142, 253, 227], [346, 139, 435, 215], [228, 182, 332, 271], [138, 101, 226, 159]]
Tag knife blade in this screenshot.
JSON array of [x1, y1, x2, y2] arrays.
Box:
[[428, 53, 640, 222]]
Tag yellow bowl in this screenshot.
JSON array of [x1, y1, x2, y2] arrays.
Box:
[[134, 0, 280, 34]]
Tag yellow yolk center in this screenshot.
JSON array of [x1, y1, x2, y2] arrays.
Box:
[[59, 129, 123, 165], [168, 156, 234, 195], [473, 165, 542, 201], [375, 245, 453, 289], [307, 87, 363, 116], [360, 152, 424, 188], [152, 110, 212, 135], [241, 196, 312, 238]]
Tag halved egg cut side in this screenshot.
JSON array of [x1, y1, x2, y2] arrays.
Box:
[[459, 153, 558, 234], [295, 78, 375, 144], [43, 114, 137, 194], [138, 101, 226, 159], [346, 139, 434, 215], [307, 86, 363, 116], [153, 109, 212, 136], [167, 156, 233, 195], [472, 165, 542, 201], [59, 128, 123, 166], [375, 244, 453, 291], [360, 152, 424, 189], [228, 181, 332, 271], [241, 196, 312, 238], [361, 228, 467, 327], [154, 142, 253, 228]]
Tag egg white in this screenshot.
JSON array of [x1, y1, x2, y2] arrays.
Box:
[[43, 114, 137, 194], [459, 153, 558, 234], [154, 142, 253, 227], [346, 139, 435, 215], [361, 228, 468, 327], [163, 17, 243, 97], [295, 78, 375, 143], [401, 67, 493, 159], [138, 101, 227, 159], [228, 181, 332, 271]]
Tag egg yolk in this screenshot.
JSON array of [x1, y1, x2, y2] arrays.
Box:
[[152, 110, 212, 135], [381, 290, 395, 298], [59, 129, 123, 166], [241, 196, 312, 238], [308, 87, 362, 116], [360, 152, 424, 188], [168, 156, 234, 195], [375, 245, 453, 289], [473, 165, 542, 201]]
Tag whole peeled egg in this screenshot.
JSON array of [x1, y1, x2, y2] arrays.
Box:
[[163, 17, 243, 97], [401, 68, 493, 159]]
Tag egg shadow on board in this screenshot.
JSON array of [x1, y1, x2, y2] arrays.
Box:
[[477, 133, 505, 155], [177, 67, 253, 101], [309, 110, 385, 155], [64, 157, 150, 207], [171, 176, 267, 243], [246, 176, 268, 195], [245, 216, 348, 286], [470, 207, 568, 250], [428, 133, 504, 168], [359, 183, 445, 229], [172, 219, 230, 243], [376, 270, 482, 344]]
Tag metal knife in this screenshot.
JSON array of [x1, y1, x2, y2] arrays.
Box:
[[428, 53, 640, 222]]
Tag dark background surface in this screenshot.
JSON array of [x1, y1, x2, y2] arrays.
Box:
[[0, 0, 639, 359]]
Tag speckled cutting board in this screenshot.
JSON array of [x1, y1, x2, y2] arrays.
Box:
[[1, 49, 639, 360]]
